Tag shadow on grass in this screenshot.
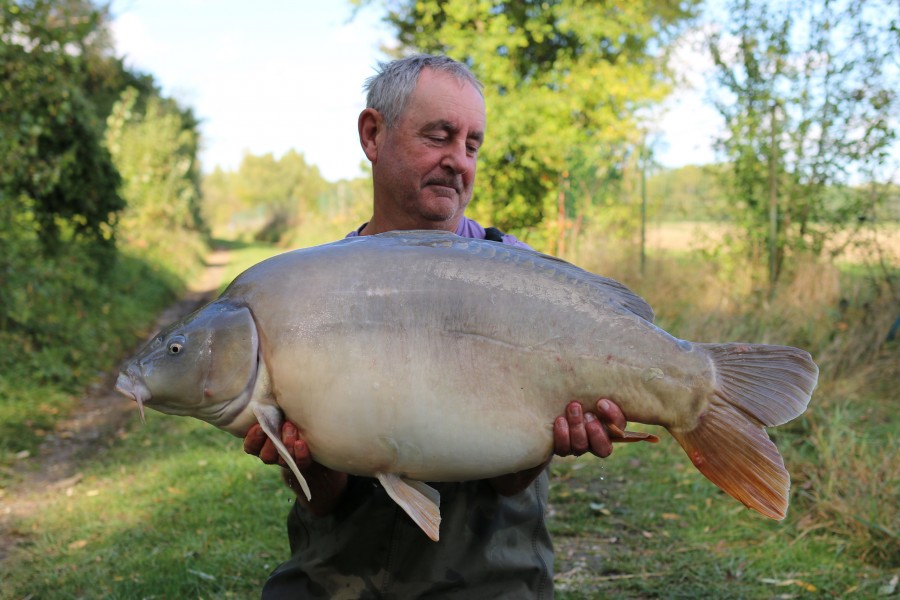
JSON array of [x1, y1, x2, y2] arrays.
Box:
[[2, 413, 293, 598]]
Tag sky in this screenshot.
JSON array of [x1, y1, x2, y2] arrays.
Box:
[[108, 1, 722, 182]]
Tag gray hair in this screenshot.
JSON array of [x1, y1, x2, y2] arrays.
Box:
[[364, 54, 483, 128]]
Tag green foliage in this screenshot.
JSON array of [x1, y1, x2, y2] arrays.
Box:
[[202, 150, 329, 242], [278, 180, 375, 249], [0, 242, 183, 470], [0, 1, 208, 480], [0, 0, 124, 254], [708, 0, 899, 286], [202, 152, 373, 245], [356, 0, 700, 251], [106, 86, 207, 267], [646, 164, 730, 222]]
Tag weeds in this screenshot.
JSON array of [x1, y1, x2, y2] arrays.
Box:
[[0, 240, 204, 486], [568, 228, 899, 576]]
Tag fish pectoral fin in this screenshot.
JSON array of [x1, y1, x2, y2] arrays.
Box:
[[377, 473, 441, 542], [250, 402, 312, 502], [607, 423, 660, 444]]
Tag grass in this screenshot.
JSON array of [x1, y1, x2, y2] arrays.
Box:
[[549, 433, 893, 598], [1, 228, 897, 598], [2, 415, 291, 598], [0, 248, 192, 487]]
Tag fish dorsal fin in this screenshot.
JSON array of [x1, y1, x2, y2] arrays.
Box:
[[364, 231, 655, 322], [585, 271, 654, 322], [377, 473, 441, 541], [534, 252, 655, 322], [251, 401, 312, 502]]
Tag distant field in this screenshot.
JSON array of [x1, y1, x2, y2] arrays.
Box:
[[645, 221, 899, 264]]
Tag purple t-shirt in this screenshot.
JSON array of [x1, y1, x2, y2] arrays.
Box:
[[346, 216, 531, 249]]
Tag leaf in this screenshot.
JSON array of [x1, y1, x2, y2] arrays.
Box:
[[589, 502, 612, 516], [879, 575, 898, 596]]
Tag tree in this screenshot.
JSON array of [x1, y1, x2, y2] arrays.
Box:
[[0, 0, 124, 254], [105, 87, 206, 259], [202, 150, 329, 242], [355, 0, 700, 250], [708, 0, 899, 286]]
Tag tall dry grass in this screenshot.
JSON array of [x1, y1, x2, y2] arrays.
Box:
[[567, 227, 899, 567]]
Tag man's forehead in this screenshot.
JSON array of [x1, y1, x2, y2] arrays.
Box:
[[407, 69, 486, 128]]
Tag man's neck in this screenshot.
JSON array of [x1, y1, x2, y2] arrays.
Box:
[[360, 215, 463, 236]]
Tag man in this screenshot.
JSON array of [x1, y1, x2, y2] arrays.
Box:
[[244, 54, 627, 598]]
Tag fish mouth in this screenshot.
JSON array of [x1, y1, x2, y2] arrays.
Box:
[[115, 371, 151, 422]]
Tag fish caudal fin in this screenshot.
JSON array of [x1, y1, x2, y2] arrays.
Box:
[[670, 343, 818, 520], [377, 473, 442, 541], [251, 402, 312, 502]]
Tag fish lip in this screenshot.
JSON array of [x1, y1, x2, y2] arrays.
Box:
[[114, 371, 150, 422]]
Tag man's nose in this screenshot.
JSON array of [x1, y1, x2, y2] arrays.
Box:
[[440, 140, 471, 174]]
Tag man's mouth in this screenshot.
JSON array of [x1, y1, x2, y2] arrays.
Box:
[[424, 180, 460, 194]]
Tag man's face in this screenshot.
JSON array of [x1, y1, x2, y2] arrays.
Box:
[[371, 68, 486, 229]]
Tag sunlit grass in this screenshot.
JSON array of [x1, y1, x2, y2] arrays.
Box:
[[4, 415, 292, 598], [2, 230, 896, 597]]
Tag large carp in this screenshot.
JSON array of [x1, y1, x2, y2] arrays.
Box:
[[115, 231, 818, 541]]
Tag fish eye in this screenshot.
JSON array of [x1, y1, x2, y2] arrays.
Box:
[[167, 336, 186, 355]]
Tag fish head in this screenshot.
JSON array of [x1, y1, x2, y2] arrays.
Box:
[[115, 302, 259, 428]]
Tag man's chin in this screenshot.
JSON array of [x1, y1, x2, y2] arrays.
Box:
[[417, 193, 466, 222]]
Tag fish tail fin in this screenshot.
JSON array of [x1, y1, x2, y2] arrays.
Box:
[[669, 343, 818, 520]]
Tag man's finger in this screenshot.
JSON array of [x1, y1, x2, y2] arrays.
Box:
[[584, 412, 612, 458], [293, 438, 314, 470], [279, 421, 299, 467], [596, 398, 627, 431], [566, 402, 589, 455], [553, 415, 571, 456], [243, 424, 266, 456]]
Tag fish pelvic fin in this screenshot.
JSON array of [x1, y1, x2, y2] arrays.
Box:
[[671, 343, 818, 520], [251, 402, 312, 502], [377, 473, 441, 541]]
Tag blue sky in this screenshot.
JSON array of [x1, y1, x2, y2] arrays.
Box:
[[109, 1, 721, 181]]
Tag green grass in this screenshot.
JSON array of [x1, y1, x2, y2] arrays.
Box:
[[2, 235, 897, 598], [1, 415, 292, 598], [0, 248, 191, 486], [549, 429, 894, 598], [3, 402, 893, 598]]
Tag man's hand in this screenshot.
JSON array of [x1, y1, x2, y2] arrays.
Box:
[[553, 399, 626, 458], [243, 422, 348, 516], [243, 421, 312, 469], [491, 398, 626, 496]]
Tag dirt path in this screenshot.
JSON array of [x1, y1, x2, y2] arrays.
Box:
[[0, 248, 230, 562]]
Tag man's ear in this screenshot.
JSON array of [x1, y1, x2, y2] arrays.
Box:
[[358, 108, 383, 162]]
